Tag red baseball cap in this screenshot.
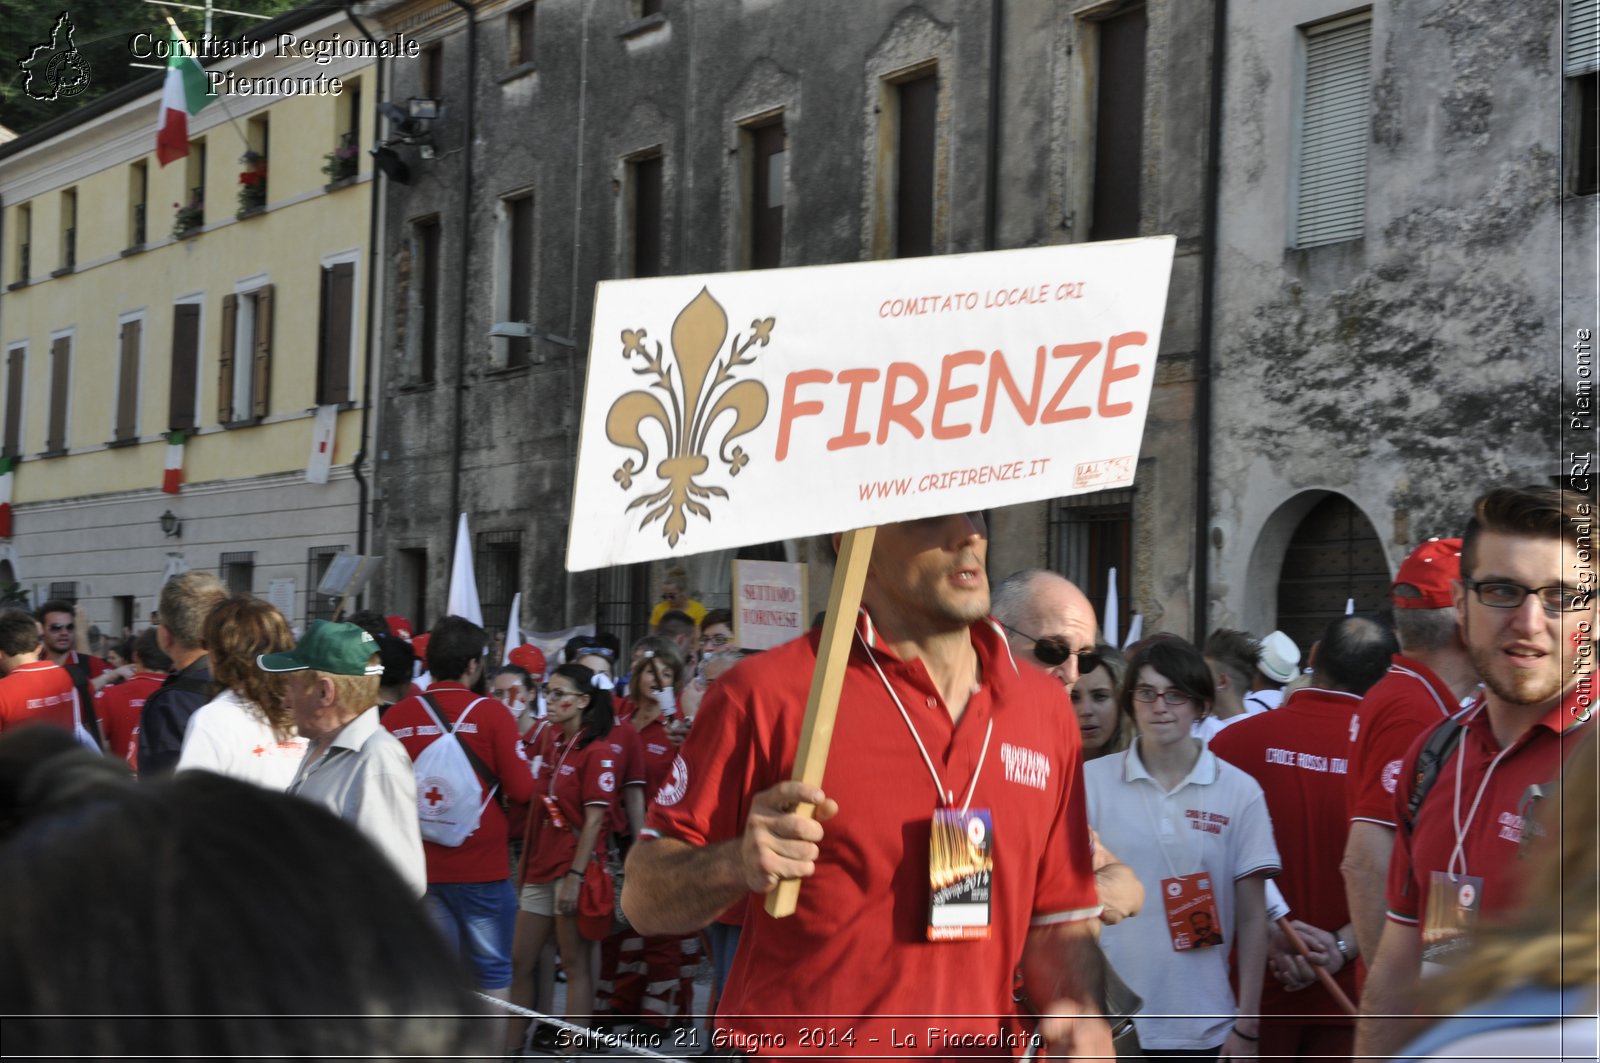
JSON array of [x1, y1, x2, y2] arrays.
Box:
[[1393, 537, 1462, 609], [508, 644, 547, 680], [385, 615, 414, 642], [411, 633, 431, 668]]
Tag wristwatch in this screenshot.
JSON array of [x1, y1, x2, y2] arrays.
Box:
[[1333, 930, 1351, 962]]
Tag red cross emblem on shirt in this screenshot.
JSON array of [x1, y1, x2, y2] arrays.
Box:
[[425, 786, 444, 807], [251, 745, 266, 757]]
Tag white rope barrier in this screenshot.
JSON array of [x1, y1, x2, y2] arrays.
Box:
[[473, 991, 693, 1061]]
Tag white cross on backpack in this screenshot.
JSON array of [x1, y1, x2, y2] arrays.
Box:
[[413, 696, 498, 847]]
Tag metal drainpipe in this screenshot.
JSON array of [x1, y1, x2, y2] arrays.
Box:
[[344, 3, 383, 559], [446, 0, 477, 543], [983, 0, 1003, 252], [1194, 0, 1228, 640]]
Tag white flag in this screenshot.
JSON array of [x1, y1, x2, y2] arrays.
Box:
[[305, 404, 338, 484], [1103, 566, 1119, 649], [446, 512, 483, 625], [1122, 613, 1143, 650], [502, 592, 523, 665]]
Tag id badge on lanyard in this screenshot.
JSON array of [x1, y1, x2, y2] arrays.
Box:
[[1421, 871, 1483, 964], [1161, 872, 1224, 951], [928, 808, 994, 940]]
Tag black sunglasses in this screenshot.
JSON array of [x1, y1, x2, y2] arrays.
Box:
[[996, 620, 1102, 673]]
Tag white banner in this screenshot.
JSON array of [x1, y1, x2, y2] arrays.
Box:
[[305, 403, 338, 484], [567, 238, 1175, 572], [731, 560, 808, 651]]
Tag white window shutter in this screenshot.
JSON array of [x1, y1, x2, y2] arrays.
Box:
[[1296, 17, 1372, 248], [1569, 0, 1600, 76]]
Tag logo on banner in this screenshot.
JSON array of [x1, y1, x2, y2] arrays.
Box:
[[608, 288, 772, 546], [19, 12, 92, 102]]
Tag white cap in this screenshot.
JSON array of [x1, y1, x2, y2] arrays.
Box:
[[1256, 630, 1301, 684]]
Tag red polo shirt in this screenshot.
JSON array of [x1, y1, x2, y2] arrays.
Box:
[[1348, 655, 1468, 826], [644, 613, 1100, 1055], [1210, 686, 1363, 1019], [1386, 689, 1593, 927], [383, 682, 534, 883], [95, 672, 164, 766], [60, 650, 108, 680], [0, 661, 77, 734], [629, 714, 678, 798], [520, 724, 617, 885]]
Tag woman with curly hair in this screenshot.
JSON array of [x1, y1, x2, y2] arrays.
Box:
[[176, 595, 306, 790]]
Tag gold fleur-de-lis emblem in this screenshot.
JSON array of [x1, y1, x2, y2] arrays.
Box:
[[606, 288, 771, 546]]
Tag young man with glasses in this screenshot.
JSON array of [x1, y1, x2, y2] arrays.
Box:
[[1356, 485, 1597, 1061]]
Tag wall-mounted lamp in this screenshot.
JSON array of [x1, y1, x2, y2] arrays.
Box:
[[159, 510, 182, 539]]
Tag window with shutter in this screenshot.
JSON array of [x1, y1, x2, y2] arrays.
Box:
[[317, 263, 355, 405], [218, 294, 237, 424], [46, 336, 70, 453], [253, 284, 273, 418], [169, 302, 201, 430], [115, 319, 141, 442], [1294, 13, 1372, 248], [416, 219, 441, 385], [3, 346, 23, 458]]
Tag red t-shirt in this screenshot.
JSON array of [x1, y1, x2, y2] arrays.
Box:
[[1210, 686, 1364, 1019], [94, 672, 164, 766], [1386, 690, 1593, 926], [1348, 655, 1468, 827], [0, 661, 77, 734], [383, 682, 535, 884], [520, 725, 617, 885], [644, 614, 1100, 1054]]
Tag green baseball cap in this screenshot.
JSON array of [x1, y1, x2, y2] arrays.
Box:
[[258, 620, 383, 676]]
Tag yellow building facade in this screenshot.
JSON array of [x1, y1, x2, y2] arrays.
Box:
[[0, 8, 379, 635]]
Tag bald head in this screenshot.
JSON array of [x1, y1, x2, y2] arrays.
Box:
[[1310, 615, 1399, 696], [991, 570, 1098, 689]]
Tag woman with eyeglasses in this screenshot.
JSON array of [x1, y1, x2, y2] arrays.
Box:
[[1084, 637, 1280, 1059], [508, 664, 617, 1055]]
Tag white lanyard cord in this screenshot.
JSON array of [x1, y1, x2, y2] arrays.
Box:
[[1448, 725, 1513, 878], [858, 630, 991, 813]]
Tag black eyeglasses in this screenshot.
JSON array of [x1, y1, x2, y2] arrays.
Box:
[[1464, 580, 1590, 616], [1132, 686, 1196, 707], [996, 620, 1101, 673]]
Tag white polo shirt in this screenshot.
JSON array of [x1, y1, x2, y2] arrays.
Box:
[[1086, 739, 1281, 1051]]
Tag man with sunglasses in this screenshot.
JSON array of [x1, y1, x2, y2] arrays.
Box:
[[990, 570, 1101, 686], [1356, 485, 1597, 1061], [625, 514, 1111, 1058]]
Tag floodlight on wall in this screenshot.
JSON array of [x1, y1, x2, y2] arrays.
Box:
[[159, 510, 182, 539], [407, 97, 441, 120]]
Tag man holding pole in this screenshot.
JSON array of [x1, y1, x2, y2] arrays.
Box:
[[624, 513, 1111, 1057]]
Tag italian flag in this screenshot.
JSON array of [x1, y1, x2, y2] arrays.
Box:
[[155, 22, 212, 168], [0, 456, 15, 538], [163, 431, 187, 494]]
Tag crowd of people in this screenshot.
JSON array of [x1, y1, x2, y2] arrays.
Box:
[[0, 482, 1593, 1061]]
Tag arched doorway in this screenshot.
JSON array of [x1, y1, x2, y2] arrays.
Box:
[[1274, 493, 1389, 653]]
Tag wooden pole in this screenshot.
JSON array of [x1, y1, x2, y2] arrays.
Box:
[[1276, 917, 1358, 1016], [764, 526, 876, 919]]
